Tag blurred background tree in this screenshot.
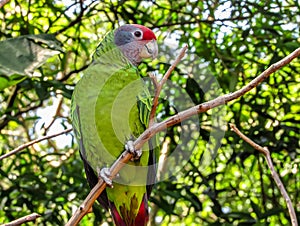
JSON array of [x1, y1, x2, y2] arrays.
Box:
[[0, 0, 299, 225]]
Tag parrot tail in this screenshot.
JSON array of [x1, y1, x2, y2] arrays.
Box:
[[110, 194, 149, 226]]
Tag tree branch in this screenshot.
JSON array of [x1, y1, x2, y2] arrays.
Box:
[[0, 0, 10, 8], [2, 213, 40, 226], [229, 124, 298, 226], [0, 100, 43, 131], [149, 44, 188, 126], [152, 15, 255, 29], [58, 64, 89, 82], [66, 47, 300, 225], [54, 1, 86, 36], [41, 96, 64, 135], [0, 128, 72, 161]]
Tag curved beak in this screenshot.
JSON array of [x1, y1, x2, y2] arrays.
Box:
[[140, 39, 158, 60]]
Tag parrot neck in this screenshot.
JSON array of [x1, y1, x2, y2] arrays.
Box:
[[117, 44, 141, 67], [92, 30, 131, 67], [110, 194, 149, 226]]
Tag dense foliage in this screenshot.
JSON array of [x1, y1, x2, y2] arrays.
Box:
[[0, 0, 299, 225]]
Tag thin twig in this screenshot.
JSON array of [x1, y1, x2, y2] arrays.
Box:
[[229, 124, 298, 226], [2, 213, 40, 226], [148, 72, 159, 90], [0, 128, 72, 161], [66, 47, 300, 225], [42, 96, 64, 135], [54, 1, 86, 35], [149, 44, 188, 126]]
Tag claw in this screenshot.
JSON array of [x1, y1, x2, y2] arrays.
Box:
[[97, 167, 113, 187], [125, 140, 142, 161]]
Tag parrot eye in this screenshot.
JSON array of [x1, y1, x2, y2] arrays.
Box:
[[133, 30, 143, 39]]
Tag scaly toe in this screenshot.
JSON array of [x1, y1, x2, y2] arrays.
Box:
[[97, 167, 113, 187], [125, 140, 142, 160]]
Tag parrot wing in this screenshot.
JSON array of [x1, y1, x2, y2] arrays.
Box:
[[71, 97, 110, 209], [137, 87, 158, 197]]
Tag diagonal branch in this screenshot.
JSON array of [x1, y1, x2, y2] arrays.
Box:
[[149, 44, 188, 127], [2, 213, 40, 226], [229, 124, 298, 226], [0, 0, 10, 8], [0, 128, 72, 161], [66, 47, 300, 225]]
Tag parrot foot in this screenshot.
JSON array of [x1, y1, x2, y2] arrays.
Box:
[[125, 140, 142, 161], [97, 167, 113, 187]]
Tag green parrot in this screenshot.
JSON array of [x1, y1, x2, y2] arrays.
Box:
[[71, 24, 158, 225]]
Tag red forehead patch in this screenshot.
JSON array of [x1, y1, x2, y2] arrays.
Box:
[[133, 24, 156, 40]]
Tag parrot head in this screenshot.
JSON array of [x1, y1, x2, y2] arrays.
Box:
[[114, 24, 158, 66]]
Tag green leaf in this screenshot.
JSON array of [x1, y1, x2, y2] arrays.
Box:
[[0, 74, 26, 90], [0, 34, 63, 78]]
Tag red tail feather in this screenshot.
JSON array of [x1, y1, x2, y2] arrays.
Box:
[[110, 195, 149, 226]]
